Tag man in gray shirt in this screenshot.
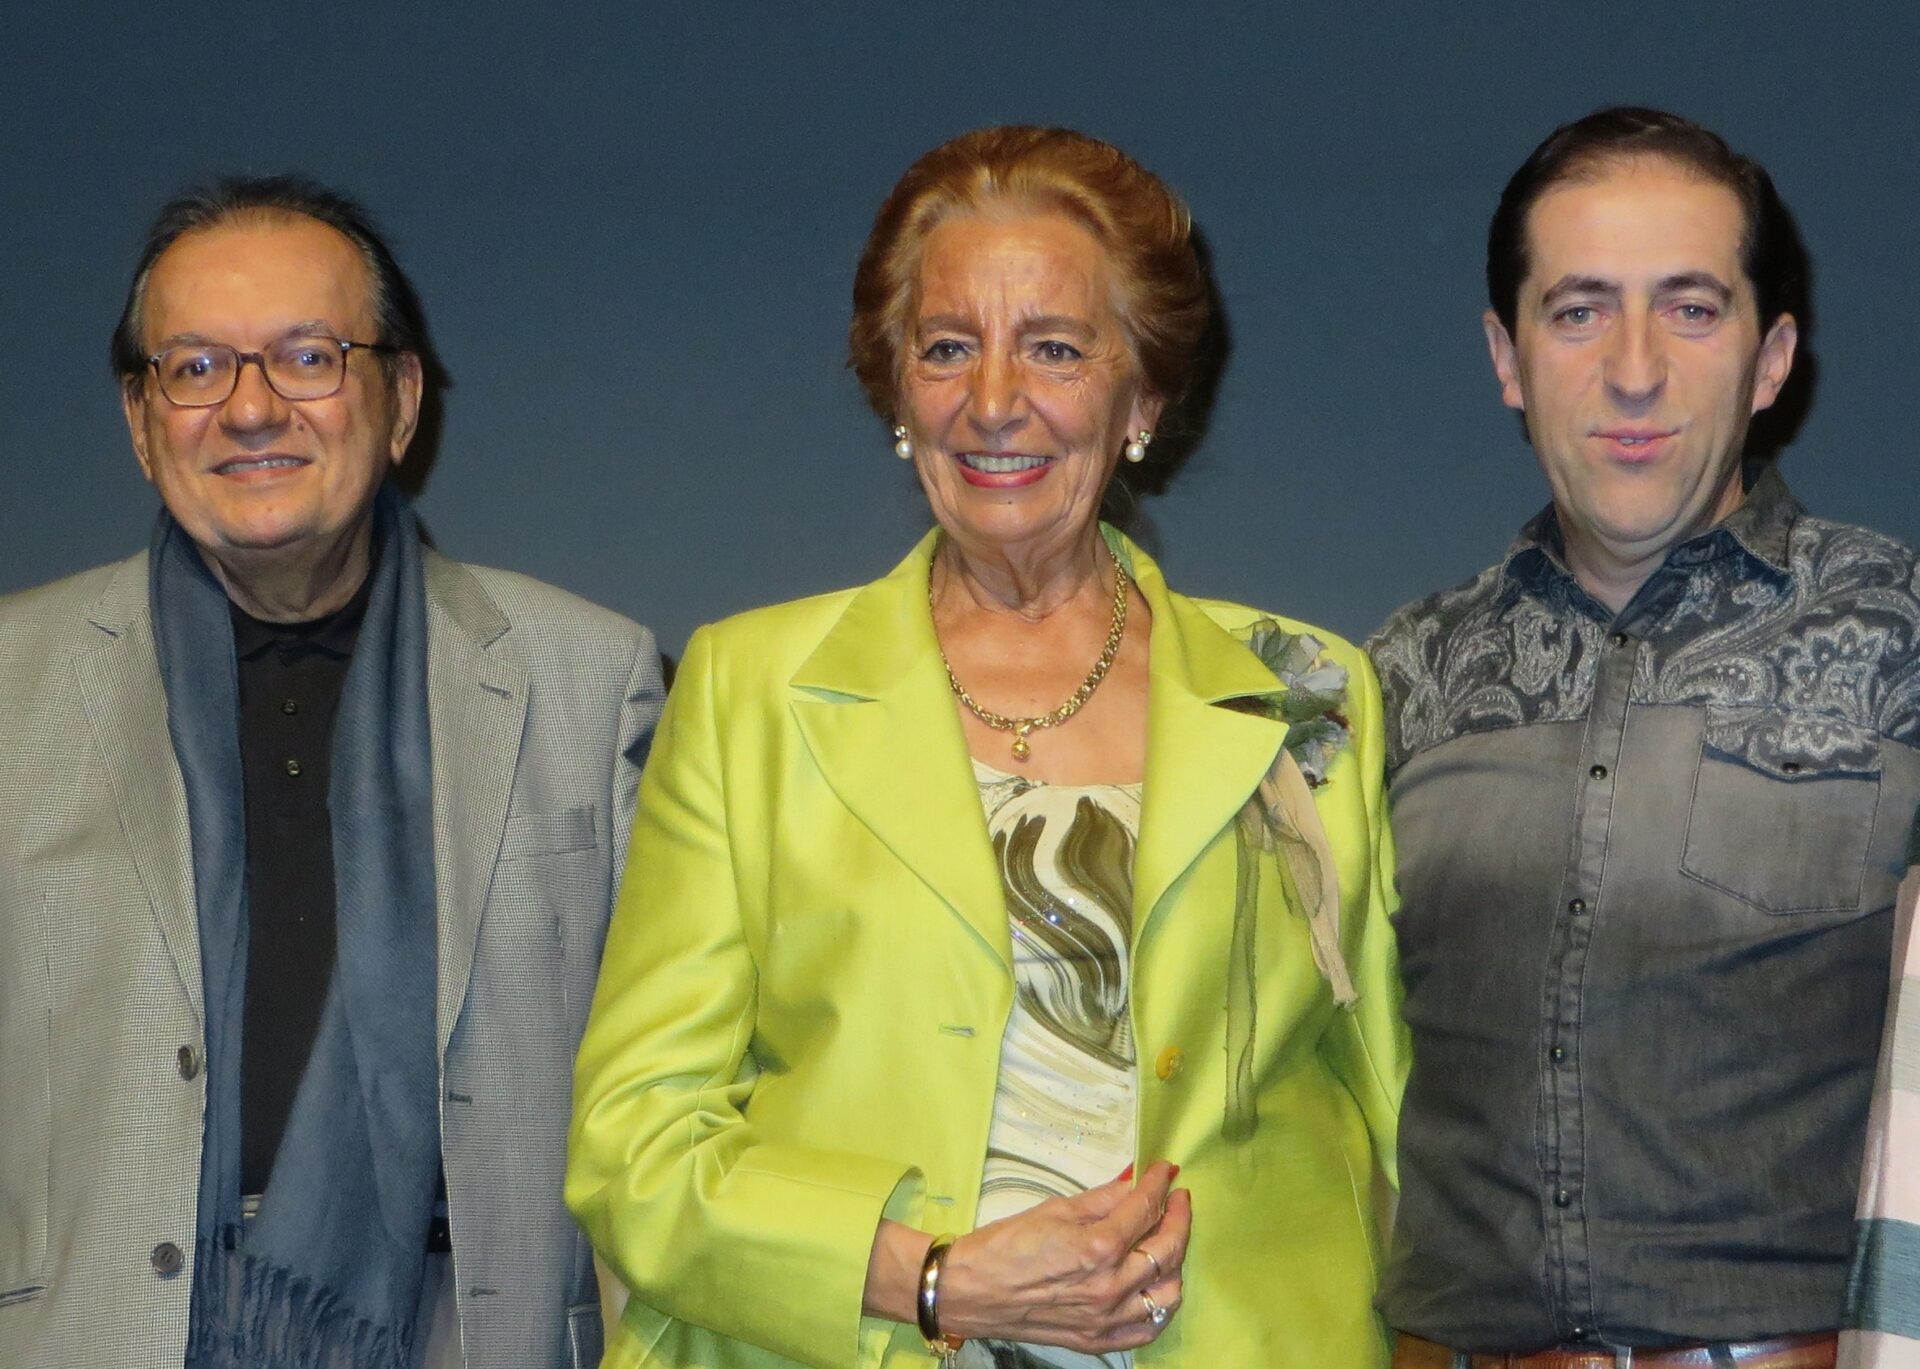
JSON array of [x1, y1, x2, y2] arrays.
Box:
[[1370, 107, 1920, 1367]]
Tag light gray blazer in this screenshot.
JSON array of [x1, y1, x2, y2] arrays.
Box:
[[0, 545, 664, 1369]]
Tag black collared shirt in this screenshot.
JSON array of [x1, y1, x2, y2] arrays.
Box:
[[1369, 468, 1920, 1348], [231, 576, 370, 1195]]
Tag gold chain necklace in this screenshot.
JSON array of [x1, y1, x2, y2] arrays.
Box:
[[931, 547, 1131, 762]]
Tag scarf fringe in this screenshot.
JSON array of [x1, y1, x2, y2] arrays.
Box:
[[186, 1232, 413, 1369]]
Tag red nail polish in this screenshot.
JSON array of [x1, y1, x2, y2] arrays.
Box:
[[1118, 1164, 1134, 1182], [1169, 1164, 1181, 1179]]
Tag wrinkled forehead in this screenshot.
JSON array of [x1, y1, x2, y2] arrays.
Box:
[[140, 211, 379, 348]]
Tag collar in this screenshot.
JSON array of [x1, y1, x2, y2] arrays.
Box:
[[228, 549, 379, 662], [789, 523, 1284, 708], [1498, 461, 1802, 613], [785, 521, 1291, 971]]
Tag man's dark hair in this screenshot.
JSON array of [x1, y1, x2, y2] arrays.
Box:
[[1486, 106, 1804, 337], [110, 174, 426, 386]]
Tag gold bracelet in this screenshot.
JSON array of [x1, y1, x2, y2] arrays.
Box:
[[916, 1233, 964, 1360]]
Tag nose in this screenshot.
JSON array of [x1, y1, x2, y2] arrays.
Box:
[[1602, 308, 1666, 411], [217, 354, 293, 433], [965, 346, 1028, 439]]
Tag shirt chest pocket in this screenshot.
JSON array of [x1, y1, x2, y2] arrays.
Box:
[[1680, 707, 1882, 916]]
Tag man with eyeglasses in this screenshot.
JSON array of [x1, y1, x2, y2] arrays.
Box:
[[0, 177, 664, 1368]]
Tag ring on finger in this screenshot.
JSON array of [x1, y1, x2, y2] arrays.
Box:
[[1132, 1246, 1162, 1280], [1139, 1289, 1169, 1327]]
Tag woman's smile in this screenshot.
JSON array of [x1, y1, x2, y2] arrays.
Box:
[[955, 450, 1054, 486]]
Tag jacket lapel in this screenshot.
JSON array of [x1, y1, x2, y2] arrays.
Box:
[[424, 552, 530, 1053], [789, 530, 1011, 968], [71, 555, 206, 1020], [1117, 535, 1291, 948]]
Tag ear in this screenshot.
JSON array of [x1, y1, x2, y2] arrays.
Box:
[[1483, 310, 1525, 412], [120, 377, 158, 485], [1750, 314, 1798, 414], [386, 351, 425, 466], [1129, 387, 1167, 441]]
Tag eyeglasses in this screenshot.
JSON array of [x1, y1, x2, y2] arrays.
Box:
[[144, 332, 397, 407]]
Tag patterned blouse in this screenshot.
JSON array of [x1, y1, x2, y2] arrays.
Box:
[[958, 761, 1142, 1369]]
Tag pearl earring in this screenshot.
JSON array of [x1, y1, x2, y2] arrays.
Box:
[[893, 424, 914, 460], [1123, 430, 1153, 463]]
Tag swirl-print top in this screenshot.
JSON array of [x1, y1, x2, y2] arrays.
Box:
[[958, 761, 1142, 1369]]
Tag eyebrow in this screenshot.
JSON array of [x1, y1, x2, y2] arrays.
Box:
[[1020, 314, 1096, 337], [913, 312, 1096, 337], [1538, 272, 1736, 308], [1539, 276, 1620, 308], [154, 320, 340, 348], [1653, 272, 1734, 302]]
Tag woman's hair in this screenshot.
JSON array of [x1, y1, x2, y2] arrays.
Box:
[[849, 126, 1209, 428]]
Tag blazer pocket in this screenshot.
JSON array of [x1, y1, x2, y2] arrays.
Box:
[[0, 891, 51, 1302], [1680, 707, 1882, 916], [500, 805, 600, 861]]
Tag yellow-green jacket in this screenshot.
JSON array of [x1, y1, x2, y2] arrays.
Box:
[[567, 529, 1407, 1367]]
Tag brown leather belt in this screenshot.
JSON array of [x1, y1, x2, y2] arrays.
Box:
[[1393, 1332, 1838, 1368]]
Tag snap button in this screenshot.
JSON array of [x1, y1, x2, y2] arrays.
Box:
[[151, 1241, 185, 1276], [284, 757, 302, 777], [1154, 1046, 1184, 1081], [1782, 761, 1802, 775], [1567, 898, 1587, 915], [1588, 764, 1608, 780], [1549, 1046, 1566, 1063], [176, 1045, 201, 1080], [1553, 1188, 1573, 1208]]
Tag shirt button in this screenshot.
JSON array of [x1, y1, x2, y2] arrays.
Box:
[[284, 757, 302, 777], [281, 698, 299, 716], [1609, 632, 1631, 648], [1570, 1326, 1590, 1340], [1567, 898, 1587, 915], [1589, 763, 1608, 780], [150, 1241, 185, 1276], [1155, 1046, 1184, 1081], [176, 1045, 201, 1080], [1549, 1046, 1566, 1063], [1554, 1188, 1573, 1208]]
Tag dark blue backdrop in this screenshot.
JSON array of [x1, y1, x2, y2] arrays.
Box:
[[4, 6, 1915, 652]]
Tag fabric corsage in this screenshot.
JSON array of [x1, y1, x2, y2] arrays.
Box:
[[1224, 620, 1355, 1139]]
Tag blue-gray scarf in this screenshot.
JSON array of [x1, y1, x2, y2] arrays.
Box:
[[152, 485, 440, 1369]]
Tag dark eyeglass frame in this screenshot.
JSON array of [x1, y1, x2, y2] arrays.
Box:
[[143, 335, 399, 407]]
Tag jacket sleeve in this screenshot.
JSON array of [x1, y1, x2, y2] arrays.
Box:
[[566, 625, 923, 1369], [1316, 645, 1410, 1190]]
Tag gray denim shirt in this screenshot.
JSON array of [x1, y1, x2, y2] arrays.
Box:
[[1369, 467, 1920, 1350]]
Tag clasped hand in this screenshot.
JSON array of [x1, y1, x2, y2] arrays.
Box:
[[935, 1160, 1190, 1354]]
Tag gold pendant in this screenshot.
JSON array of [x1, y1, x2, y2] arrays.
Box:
[[1011, 728, 1032, 761]]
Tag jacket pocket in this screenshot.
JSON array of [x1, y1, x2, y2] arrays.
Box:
[[0, 891, 51, 1301], [1681, 707, 1882, 915], [501, 805, 601, 861]]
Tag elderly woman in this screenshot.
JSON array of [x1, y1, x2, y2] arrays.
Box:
[[567, 126, 1407, 1368]]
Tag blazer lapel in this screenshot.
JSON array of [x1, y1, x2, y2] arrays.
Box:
[[71, 556, 206, 1020], [424, 552, 530, 1053], [789, 531, 1011, 969], [1118, 535, 1291, 948]]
